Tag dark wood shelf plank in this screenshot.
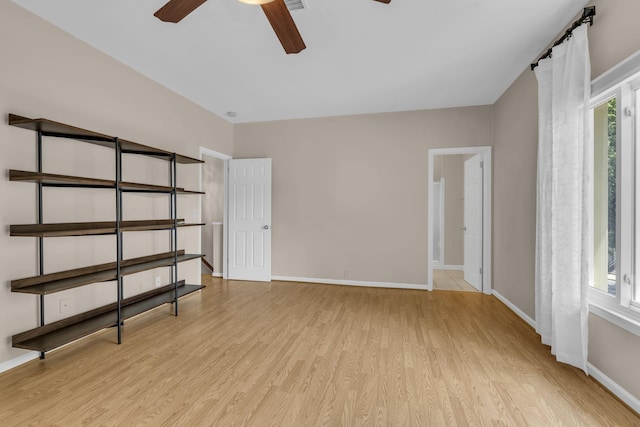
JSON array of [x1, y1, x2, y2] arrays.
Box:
[[11, 251, 203, 295], [9, 219, 193, 237], [120, 183, 201, 194], [12, 282, 204, 352], [8, 114, 115, 147], [11, 221, 117, 237], [177, 222, 205, 228], [121, 254, 202, 279], [8, 114, 202, 164], [12, 250, 184, 290], [122, 284, 202, 318], [174, 155, 203, 164], [119, 139, 202, 164], [118, 183, 203, 194], [8, 170, 204, 194], [9, 170, 115, 188], [13, 270, 115, 295], [120, 181, 178, 193], [120, 219, 178, 232]]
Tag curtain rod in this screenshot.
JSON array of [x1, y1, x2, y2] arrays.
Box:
[[530, 6, 595, 70]]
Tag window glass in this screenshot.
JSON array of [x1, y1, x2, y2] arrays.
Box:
[[593, 97, 617, 296], [636, 89, 640, 303]]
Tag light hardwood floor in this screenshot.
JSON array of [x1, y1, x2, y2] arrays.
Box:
[[0, 276, 638, 426], [433, 269, 480, 292]]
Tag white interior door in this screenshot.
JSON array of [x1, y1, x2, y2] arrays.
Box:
[[464, 155, 483, 290], [228, 158, 272, 281]]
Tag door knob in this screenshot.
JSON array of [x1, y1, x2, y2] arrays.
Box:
[[263, 225, 270, 230]]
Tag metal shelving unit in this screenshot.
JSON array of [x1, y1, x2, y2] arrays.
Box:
[[7, 114, 205, 357]]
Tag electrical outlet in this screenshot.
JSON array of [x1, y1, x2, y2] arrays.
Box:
[[344, 269, 349, 278], [155, 276, 162, 288], [59, 298, 70, 313]]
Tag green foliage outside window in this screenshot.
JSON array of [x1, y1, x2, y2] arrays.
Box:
[[607, 98, 616, 274]]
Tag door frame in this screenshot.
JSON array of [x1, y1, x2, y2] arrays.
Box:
[[199, 147, 232, 279], [427, 146, 492, 294]]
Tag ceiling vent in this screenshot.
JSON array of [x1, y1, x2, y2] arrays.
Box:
[[284, 0, 306, 12]]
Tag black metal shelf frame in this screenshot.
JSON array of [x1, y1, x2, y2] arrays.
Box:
[[36, 131, 44, 359], [18, 120, 202, 357]]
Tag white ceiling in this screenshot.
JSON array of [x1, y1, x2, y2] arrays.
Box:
[[14, 0, 588, 123]]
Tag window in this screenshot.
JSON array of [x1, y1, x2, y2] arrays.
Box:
[[592, 96, 617, 296], [589, 64, 640, 333]]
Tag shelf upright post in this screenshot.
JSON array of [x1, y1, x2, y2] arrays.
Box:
[[115, 137, 123, 344], [172, 154, 178, 316], [36, 131, 45, 360]]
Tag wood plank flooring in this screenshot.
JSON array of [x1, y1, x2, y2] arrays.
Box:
[[433, 269, 479, 292], [0, 276, 637, 426]]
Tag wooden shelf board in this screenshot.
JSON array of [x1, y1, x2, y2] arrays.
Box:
[[11, 221, 116, 237], [12, 250, 184, 290], [11, 251, 202, 295], [13, 270, 115, 295], [120, 219, 179, 233], [8, 114, 115, 147], [10, 219, 191, 237], [8, 114, 202, 164], [120, 181, 178, 193], [9, 170, 115, 188], [121, 254, 202, 279], [174, 154, 203, 164], [12, 282, 204, 352], [177, 222, 205, 228], [120, 184, 201, 194], [9, 170, 204, 194], [119, 139, 202, 164]]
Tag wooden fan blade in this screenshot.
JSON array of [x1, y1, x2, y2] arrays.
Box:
[[261, 0, 306, 54], [154, 0, 208, 23], [374, 0, 391, 3]]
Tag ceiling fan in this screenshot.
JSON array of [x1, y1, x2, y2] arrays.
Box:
[[154, 0, 391, 55]]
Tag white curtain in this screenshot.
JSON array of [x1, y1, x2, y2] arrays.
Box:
[[534, 25, 591, 372]]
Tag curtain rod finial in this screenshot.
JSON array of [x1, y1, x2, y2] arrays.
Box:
[[583, 6, 596, 25]]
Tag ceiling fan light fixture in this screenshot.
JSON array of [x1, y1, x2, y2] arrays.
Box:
[[237, 0, 276, 4]]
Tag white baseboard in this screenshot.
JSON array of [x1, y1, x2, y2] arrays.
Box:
[[211, 272, 223, 277], [492, 290, 536, 329], [0, 351, 39, 374], [433, 265, 464, 271], [587, 362, 640, 414], [271, 276, 430, 291]]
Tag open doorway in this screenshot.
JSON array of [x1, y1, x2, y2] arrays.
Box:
[[200, 147, 232, 278], [428, 147, 492, 294]]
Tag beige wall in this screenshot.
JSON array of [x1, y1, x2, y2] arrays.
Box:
[[234, 107, 493, 285], [493, 70, 538, 316], [0, 1, 233, 365], [493, 0, 640, 402]]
